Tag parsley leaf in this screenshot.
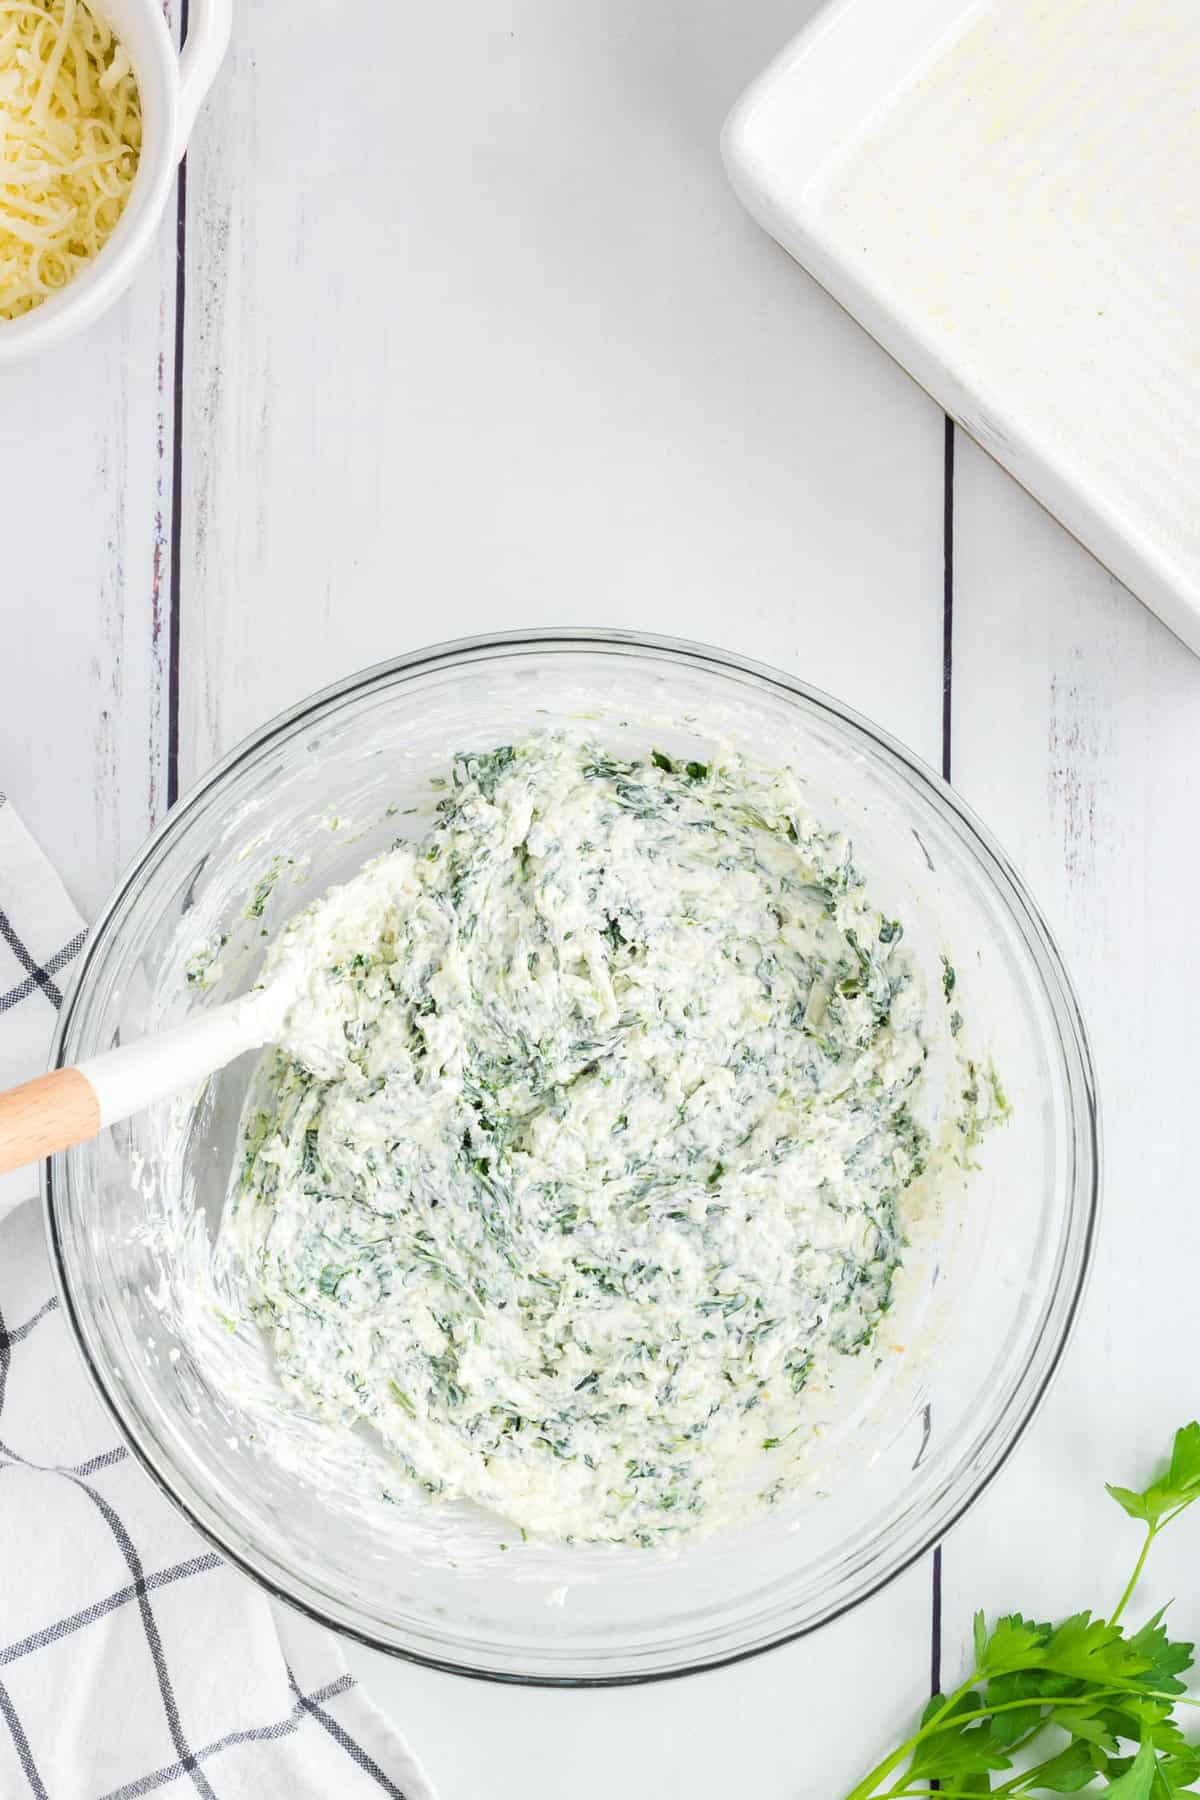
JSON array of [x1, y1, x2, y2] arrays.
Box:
[[1127, 1607, 1195, 1695], [1104, 1738, 1159, 1798], [841, 1424, 1200, 1800], [987, 1666, 1078, 1745], [1030, 1737, 1104, 1792], [1028, 1611, 1155, 1686], [1108, 1423, 1200, 1527], [905, 1692, 1011, 1783]]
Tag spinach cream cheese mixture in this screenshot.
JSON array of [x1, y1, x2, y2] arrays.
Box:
[[222, 735, 937, 1546]]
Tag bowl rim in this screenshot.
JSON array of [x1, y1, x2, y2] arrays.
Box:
[[43, 626, 1101, 1685]]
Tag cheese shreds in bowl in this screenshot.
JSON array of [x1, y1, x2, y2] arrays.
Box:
[[0, 0, 141, 321]]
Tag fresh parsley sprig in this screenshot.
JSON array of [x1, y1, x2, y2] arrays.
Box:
[[843, 1423, 1200, 1799]]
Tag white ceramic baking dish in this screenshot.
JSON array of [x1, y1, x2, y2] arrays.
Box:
[[723, 0, 1200, 653]]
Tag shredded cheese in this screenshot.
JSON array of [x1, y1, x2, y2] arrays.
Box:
[[0, 0, 140, 320]]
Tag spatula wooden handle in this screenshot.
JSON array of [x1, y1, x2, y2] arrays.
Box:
[[0, 1068, 101, 1176], [0, 992, 278, 1191]]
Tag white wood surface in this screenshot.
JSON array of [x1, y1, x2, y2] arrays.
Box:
[[0, 236, 177, 919], [945, 437, 1200, 1668], [177, 0, 945, 776], [2, 2, 1193, 1796]]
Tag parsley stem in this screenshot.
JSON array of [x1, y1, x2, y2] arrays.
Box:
[[998, 1756, 1079, 1797], [840, 1674, 983, 1800], [909, 1687, 1200, 1735], [858, 1683, 1200, 1796], [1110, 1494, 1200, 1628], [1109, 1521, 1157, 1629]]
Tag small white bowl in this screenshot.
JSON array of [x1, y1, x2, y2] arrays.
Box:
[[0, 0, 230, 362]]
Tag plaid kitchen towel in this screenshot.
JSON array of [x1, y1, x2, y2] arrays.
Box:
[[0, 793, 436, 1800]]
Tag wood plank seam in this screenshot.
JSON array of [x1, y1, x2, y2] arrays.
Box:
[[931, 413, 956, 1711], [167, 0, 191, 812]]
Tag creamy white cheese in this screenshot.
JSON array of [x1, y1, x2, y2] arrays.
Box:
[[221, 736, 932, 1545]]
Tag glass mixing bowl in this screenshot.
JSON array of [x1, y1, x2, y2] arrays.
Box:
[[45, 630, 1098, 1684]]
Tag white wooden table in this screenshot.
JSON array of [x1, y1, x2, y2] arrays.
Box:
[[3, 4, 1198, 1795]]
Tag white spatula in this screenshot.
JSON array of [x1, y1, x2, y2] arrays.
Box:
[[0, 986, 288, 1180]]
